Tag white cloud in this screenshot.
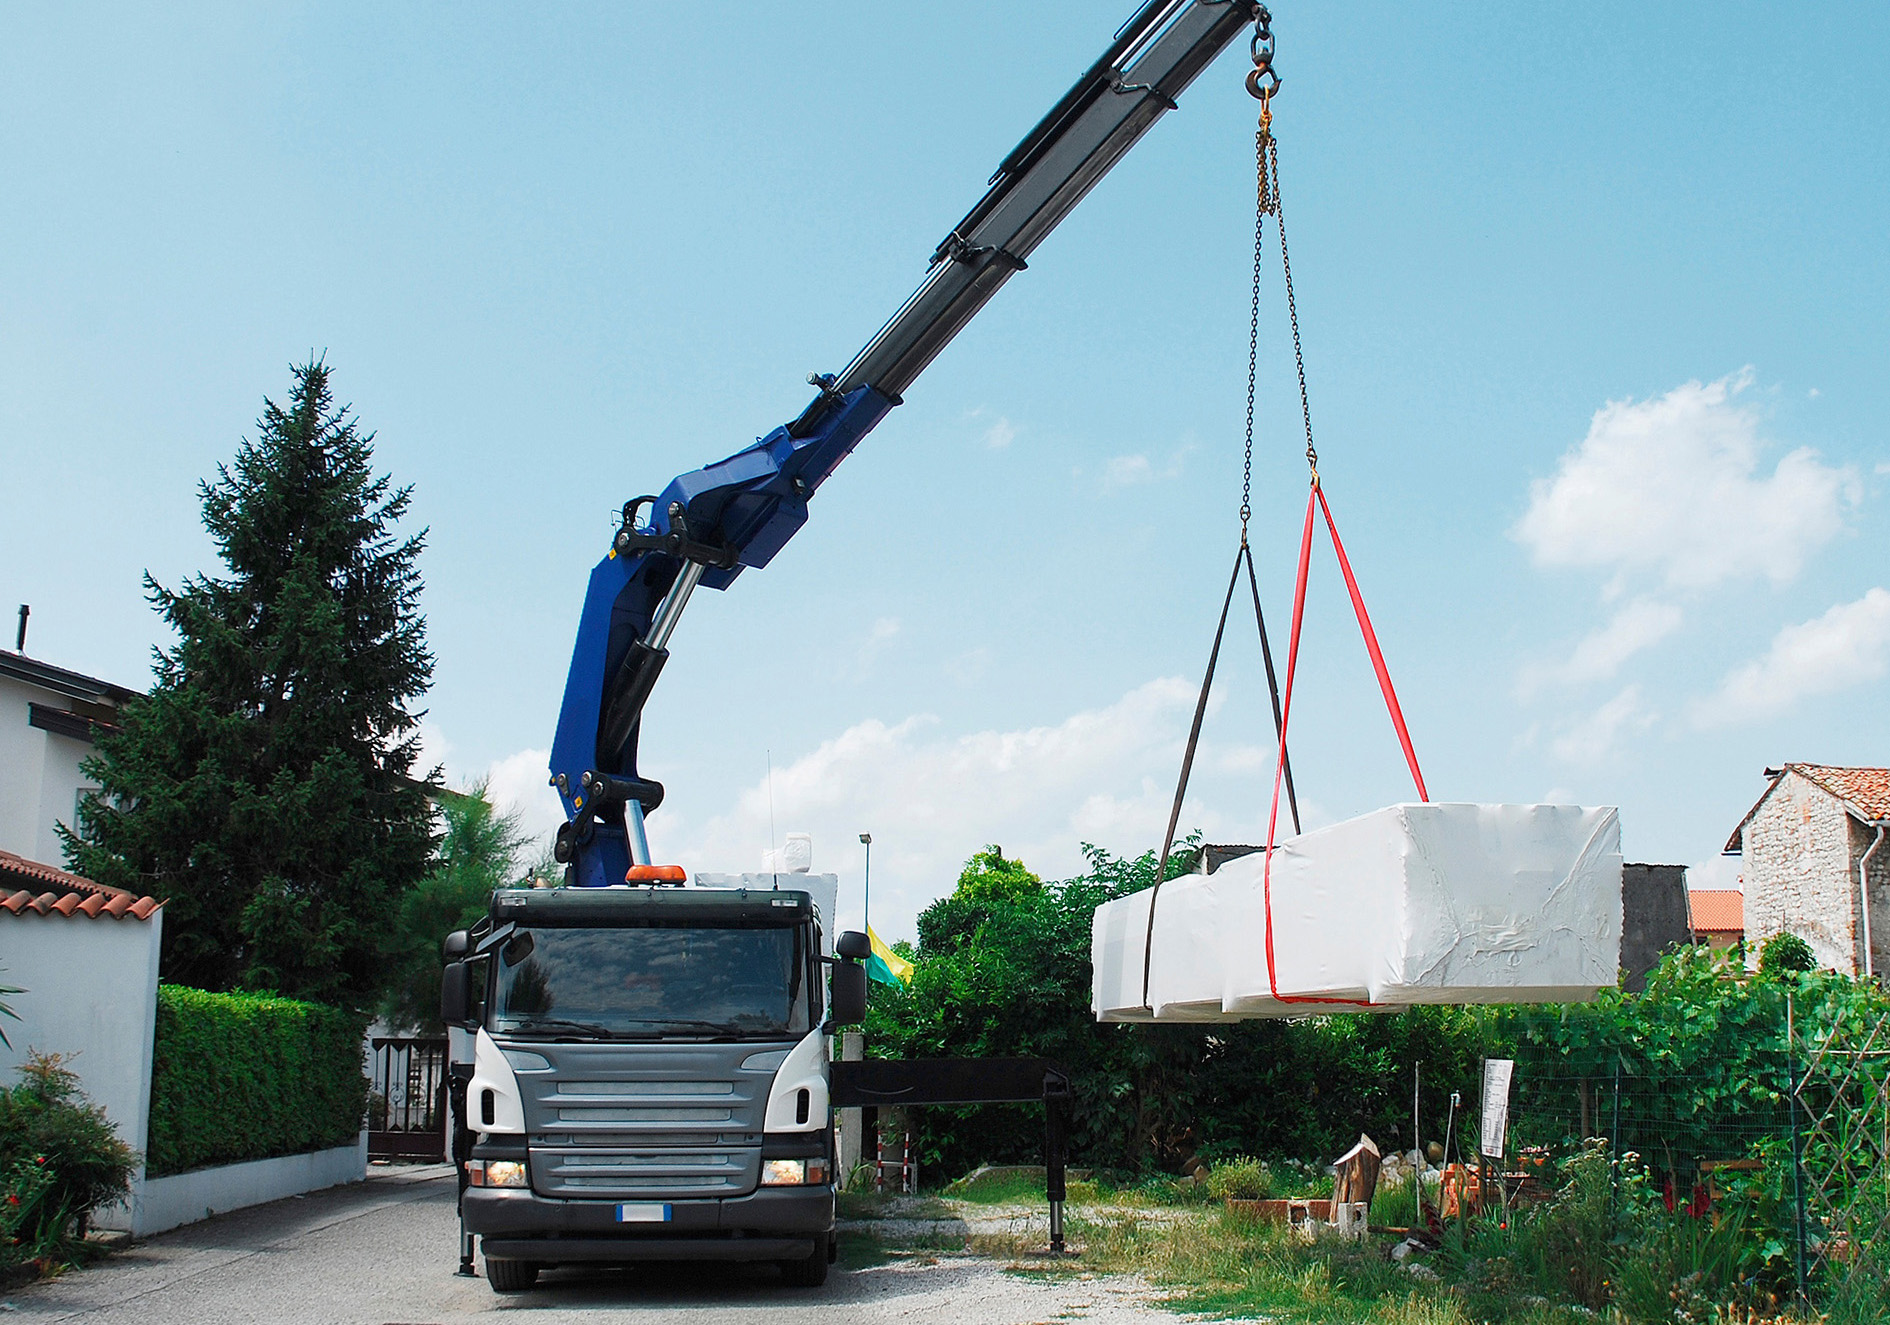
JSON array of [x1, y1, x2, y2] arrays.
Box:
[[1517, 598, 1683, 695], [1691, 588, 1890, 728], [1686, 855, 1743, 891], [663, 678, 1275, 941], [857, 615, 900, 672], [983, 416, 1016, 450], [485, 746, 567, 844], [1103, 454, 1153, 487], [1515, 370, 1859, 592], [1550, 685, 1654, 764], [944, 646, 991, 686], [413, 721, 564, 849]]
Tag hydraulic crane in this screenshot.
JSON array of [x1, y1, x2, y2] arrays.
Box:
[[547, 0, 1276, 889]]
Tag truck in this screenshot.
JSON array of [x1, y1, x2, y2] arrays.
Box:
[[440, 877, 867, 1291], [439, 0, 1276, 1293]]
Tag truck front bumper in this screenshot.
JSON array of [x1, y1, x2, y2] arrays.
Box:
[[464, 1184, 834, 1265]]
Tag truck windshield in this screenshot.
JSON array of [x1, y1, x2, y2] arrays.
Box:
[[490, 925, 813, 1039]]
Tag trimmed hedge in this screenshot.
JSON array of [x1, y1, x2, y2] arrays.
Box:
[[146, 985, 368, 1178]]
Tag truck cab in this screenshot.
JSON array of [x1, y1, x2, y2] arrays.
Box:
[[440, 881, 868, 1293]]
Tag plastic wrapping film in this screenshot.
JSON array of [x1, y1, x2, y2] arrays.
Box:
[[1092, 804, 1623, 1022]]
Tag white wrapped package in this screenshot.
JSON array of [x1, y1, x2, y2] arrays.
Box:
[[1093, 804, 1623, 1022]]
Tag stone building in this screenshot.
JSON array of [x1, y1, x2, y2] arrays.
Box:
[[1723, 764, 1890, 978]]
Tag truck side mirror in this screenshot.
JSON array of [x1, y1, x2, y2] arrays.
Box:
[[830, 959, 867, 1025], [836, 930, 871, 961], [442, 929, 471, 961], [440, 961, 473, 1028]]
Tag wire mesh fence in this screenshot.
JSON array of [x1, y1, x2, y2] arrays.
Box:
[[1792, 995, 1890, 1321], [1457, 1000, 1889, 1319]]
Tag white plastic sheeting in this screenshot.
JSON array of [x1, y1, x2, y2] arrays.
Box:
[[1092, 803, 1623, 1022]]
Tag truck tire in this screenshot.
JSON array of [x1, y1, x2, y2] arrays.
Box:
[[486, 1257, 540, 1293], [780, 1235, 830, 1288]]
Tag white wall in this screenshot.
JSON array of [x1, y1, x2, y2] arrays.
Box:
[[0, 909, 163, 1188], [0, 672, 98, 866]]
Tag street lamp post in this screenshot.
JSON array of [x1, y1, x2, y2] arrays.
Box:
[[859, 833, 872, 936]]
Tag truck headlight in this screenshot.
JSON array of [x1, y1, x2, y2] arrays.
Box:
[[470, 1159, 529, 1188], [761, 1157, 830, 1186]]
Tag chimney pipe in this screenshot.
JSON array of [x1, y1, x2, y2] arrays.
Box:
[[14, 604, 26, 654]]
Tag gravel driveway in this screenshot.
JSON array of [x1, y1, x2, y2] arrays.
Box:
[[2, 1166, 1173, 1324]]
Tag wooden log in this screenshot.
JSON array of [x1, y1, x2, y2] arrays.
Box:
[[1332, 1133, 1382, 1207]]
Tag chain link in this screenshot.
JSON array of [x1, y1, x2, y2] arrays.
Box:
[[1267, 130, 1319, 484], [1241, 112, 1267, 546]]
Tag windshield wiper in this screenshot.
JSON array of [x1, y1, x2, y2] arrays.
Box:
[[500, 1019, 624, 1039]]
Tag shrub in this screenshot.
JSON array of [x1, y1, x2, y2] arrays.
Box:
[[146, 986, 367, 1177], [1206, 1155, 1272, 1201], [1505, 1137, 1614, 1308], [0, 1052, 137, 1271], [1758, 931, 1815, 976]]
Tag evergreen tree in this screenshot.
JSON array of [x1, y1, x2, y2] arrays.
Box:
[[66, 361, 436, 1009], [381, 782, 529, 1033]]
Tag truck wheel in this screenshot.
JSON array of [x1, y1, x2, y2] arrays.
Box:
[[780, 1235, 830, 1288], [486, 1257, 540, 1293]]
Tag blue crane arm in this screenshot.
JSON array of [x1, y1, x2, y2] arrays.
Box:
[[549, 0, 1265, 886]]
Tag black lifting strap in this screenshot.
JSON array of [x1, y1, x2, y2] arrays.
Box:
[[1141, 540, 1299, 1012]]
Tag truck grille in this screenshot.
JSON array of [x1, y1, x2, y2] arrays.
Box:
[[503, 1039, 790, 1199], [530, 1146, 759, 1199]]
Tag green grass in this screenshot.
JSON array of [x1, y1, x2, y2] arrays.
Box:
[[1040, 1206, 1595, 1325], [943, 1167, 1055, 1204]]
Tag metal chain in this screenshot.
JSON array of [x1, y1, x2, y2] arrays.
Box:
[[1266, 130, 1319, 484], [1241, 110, 1267, 546]]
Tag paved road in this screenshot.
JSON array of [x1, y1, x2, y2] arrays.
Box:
[[3, 1166, 1169, 1324]]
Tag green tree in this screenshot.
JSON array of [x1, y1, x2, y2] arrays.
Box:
[[382, 783, 530, 1032], [868, 839, 1483, 1179], [66, 361, 435, 1009]]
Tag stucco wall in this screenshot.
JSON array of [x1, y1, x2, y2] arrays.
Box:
[[0, 910, 163, 1178], [0, 673, 97, 865], [1741, 772, 1865, 974]]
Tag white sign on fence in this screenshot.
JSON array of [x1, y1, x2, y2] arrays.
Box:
[[1480, 1058, 1514, 1160]]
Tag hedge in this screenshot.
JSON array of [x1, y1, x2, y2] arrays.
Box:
[[146, 985, 369, 1178]]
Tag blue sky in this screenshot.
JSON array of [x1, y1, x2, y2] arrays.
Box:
[[4, 3, 1886, 942]]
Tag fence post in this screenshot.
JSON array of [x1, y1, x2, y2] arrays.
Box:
[[1609, 1056, 1622, 1227], [1787, 990, 1808, 1305]]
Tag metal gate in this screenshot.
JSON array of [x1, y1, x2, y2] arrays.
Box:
[[369, 1036, 449, 1161]]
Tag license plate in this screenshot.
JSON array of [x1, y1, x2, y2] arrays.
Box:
[[616, 1203, 672, 1223]]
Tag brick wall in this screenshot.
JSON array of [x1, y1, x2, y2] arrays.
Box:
[[1741, 771, 1860, 974]]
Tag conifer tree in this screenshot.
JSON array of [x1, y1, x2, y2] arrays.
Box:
[[67, 361, 436, 1009]]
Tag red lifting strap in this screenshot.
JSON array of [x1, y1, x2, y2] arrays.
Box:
[[1260, 482, 1428, 1007]]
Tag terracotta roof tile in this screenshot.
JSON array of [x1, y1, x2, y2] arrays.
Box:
[[0, 888, 161, 921], [1688, 889, 1744, 934], [1724, 764, 1890, 852], [1785, 764, 1890, 821], [0, 853, 161, 921], [0, 850, 134, 898]]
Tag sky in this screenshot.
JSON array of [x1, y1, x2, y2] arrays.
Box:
[[4, 3, 1887, 944]]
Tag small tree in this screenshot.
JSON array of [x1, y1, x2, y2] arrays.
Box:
[[66, 361, 435, 1009], [1758, 931, 1815, 977], [382, 783, 530, 1033]]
